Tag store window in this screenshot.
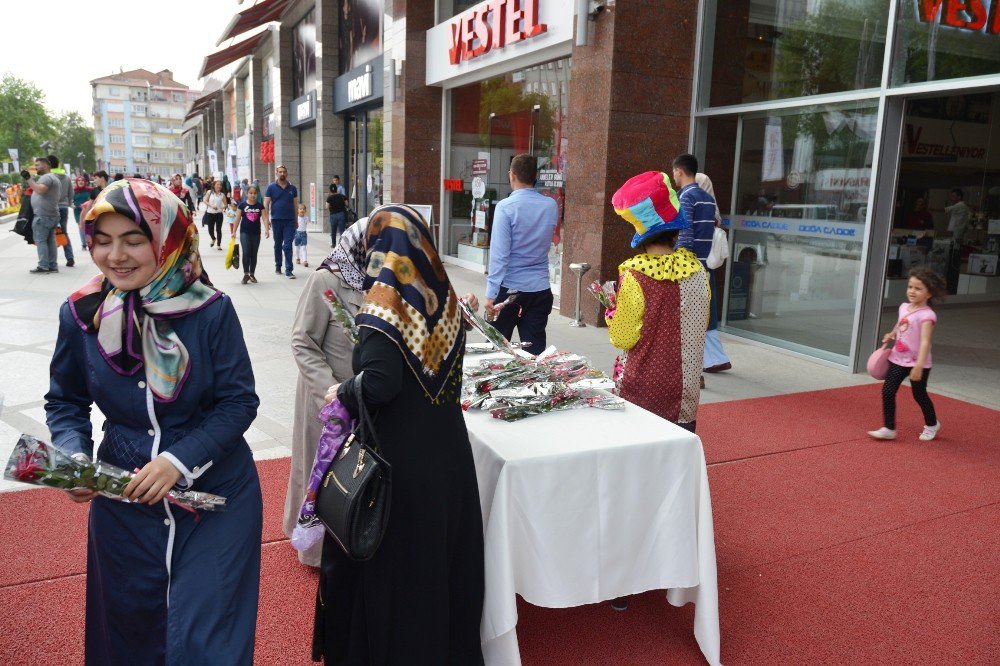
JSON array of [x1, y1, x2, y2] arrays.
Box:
[[438, 0, 479, 20], [720, 100, 878, 361], [339, 0, 383, 74], [888, 93, 1000, 299], [700, 0, 890, 107], [346, 108, 384, 218], [890, 1, 1000, 85], [445, 58, 570, 290], [292, 9, 317, 99]]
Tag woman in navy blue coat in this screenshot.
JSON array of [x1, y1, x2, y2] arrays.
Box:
[[45, 178, 262, 665]]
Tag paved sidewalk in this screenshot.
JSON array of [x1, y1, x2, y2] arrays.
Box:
[[0, 216, 884, 491]]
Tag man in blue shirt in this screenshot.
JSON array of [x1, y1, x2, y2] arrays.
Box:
[[263, 165, 299, 278], [484, 154, 558, 353], [673, 154, 731, 373]]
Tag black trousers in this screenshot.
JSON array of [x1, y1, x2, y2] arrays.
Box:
[[240, 230, 260, 275], [203, 212, 223, 244], [492, 287, 554, 354], [882, 361, 937, 430]]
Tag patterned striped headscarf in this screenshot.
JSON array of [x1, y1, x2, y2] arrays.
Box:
[[358, 204, 462, 401], [68, 178, 219, 402]]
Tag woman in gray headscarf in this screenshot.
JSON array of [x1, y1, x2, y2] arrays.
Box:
[[283, 217, 369, 567]]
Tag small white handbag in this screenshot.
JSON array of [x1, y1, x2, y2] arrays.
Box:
[[706, 226, 730, 270]]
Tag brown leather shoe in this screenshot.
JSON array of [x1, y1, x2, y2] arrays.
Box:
[[242, 274, 250, 284], [704, 362, 732, 373], [249, 274, 258, 283]]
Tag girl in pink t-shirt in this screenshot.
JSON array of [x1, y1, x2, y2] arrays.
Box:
[[869, 267, 946, 442]]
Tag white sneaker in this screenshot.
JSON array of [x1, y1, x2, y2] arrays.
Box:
[[867, 427, 897, 440], [919, 422, 941, 441]]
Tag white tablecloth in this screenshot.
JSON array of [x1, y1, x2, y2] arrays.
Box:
[[464, 383, 721, 666]]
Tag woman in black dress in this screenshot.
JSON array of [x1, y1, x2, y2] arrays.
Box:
[[313, 204, 485, 665]]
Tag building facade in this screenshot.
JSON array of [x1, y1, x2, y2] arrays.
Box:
[[91, 69, 200, 178], [194, 0, 1000, 374]]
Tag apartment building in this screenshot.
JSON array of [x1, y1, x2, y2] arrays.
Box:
[[91, 69, 201, 177]]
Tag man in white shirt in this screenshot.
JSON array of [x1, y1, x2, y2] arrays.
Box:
[[939, 188, 970, 244]]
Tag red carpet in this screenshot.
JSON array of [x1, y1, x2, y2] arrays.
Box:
[[1, 386, 998, 664]]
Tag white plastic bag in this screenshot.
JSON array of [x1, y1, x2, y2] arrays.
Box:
[[706, 226, 729, 269]]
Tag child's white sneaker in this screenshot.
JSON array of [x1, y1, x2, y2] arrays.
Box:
[[919, 422, 941, 441], [867, 427, 897, 440]]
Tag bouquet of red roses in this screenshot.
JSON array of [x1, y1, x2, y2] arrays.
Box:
[[4, 434, 227, 513]]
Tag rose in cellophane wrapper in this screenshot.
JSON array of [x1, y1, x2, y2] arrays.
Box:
[[458, 297, 530, 356], [587, 280, 617, 310], [461, 349, 620, 420], [4, 434, 226, 513], [323, 289, 360, 345]]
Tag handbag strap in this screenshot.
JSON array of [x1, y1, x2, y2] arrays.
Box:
[[352, 372, 381, 452]]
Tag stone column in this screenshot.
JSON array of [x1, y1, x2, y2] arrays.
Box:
[[248, 55, 267, 184], [384, 0, 441, 216], [272, 25, 298, 177], [559, 0, 700, 325], [315, 0, 345, 233]]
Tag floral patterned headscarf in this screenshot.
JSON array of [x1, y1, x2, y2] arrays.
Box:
[[318, 216, 369, 291], [68, 178, 219, 402], [358, 204, 462, 401]]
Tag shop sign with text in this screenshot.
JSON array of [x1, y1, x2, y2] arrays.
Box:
[[448, 0, 547, 65], [915, 0, 1000, 34], [426, 0, 574, 86]]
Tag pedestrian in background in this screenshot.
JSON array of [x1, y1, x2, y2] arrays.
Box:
[[47, 178, 262, 664], [673, 155, 732, 376], [25, 157, 62, 274], [73, 175, 91, 249], [234, 184, 265, 284], [203, 179, 227, 251], [285, 216, 369, 567], [484, 154, 558, 353], [264, 164, 299, 279], [868, 267, 944, 442], [48, 155, 75, 267], [294, 203, 310, 267], [325, 176, 348, 247], [169, 174, 196, 213], [89, 171, 110, 202]]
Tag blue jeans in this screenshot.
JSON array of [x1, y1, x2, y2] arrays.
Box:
[[240, 230, 261, 275], [32, 215, 60, 270], [271, 219, 295, 274], [329, 212, 347, 245], [58, 206, 74, 262]]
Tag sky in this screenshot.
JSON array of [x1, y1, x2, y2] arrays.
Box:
[[6, 0, 248, 123]]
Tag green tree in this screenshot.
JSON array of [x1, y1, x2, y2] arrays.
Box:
[[54, 111, 96, 172], [0, 73, 55, 163]]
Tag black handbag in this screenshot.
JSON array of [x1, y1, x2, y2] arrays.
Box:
[[315, 372, 392, 561], [12, 196, 34, 244]]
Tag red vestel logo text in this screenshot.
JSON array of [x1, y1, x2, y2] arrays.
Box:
[[915, 0, 1000, 33], [449, 0, 548, 65], [905, 123, 987, 160]]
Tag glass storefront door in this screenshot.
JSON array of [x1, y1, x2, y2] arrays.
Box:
[[345, 107, 384, 219], [722, 100, 878, 362], [443, 58, 570, 291]]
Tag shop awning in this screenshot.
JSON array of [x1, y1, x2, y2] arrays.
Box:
[[216, 0, 289, 45], [199, 30, 269, 79], [185, 90, 221, 121]]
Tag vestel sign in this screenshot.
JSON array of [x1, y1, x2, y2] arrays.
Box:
[[915, 0, 1000, 34], [448, 0, 548, 65]]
